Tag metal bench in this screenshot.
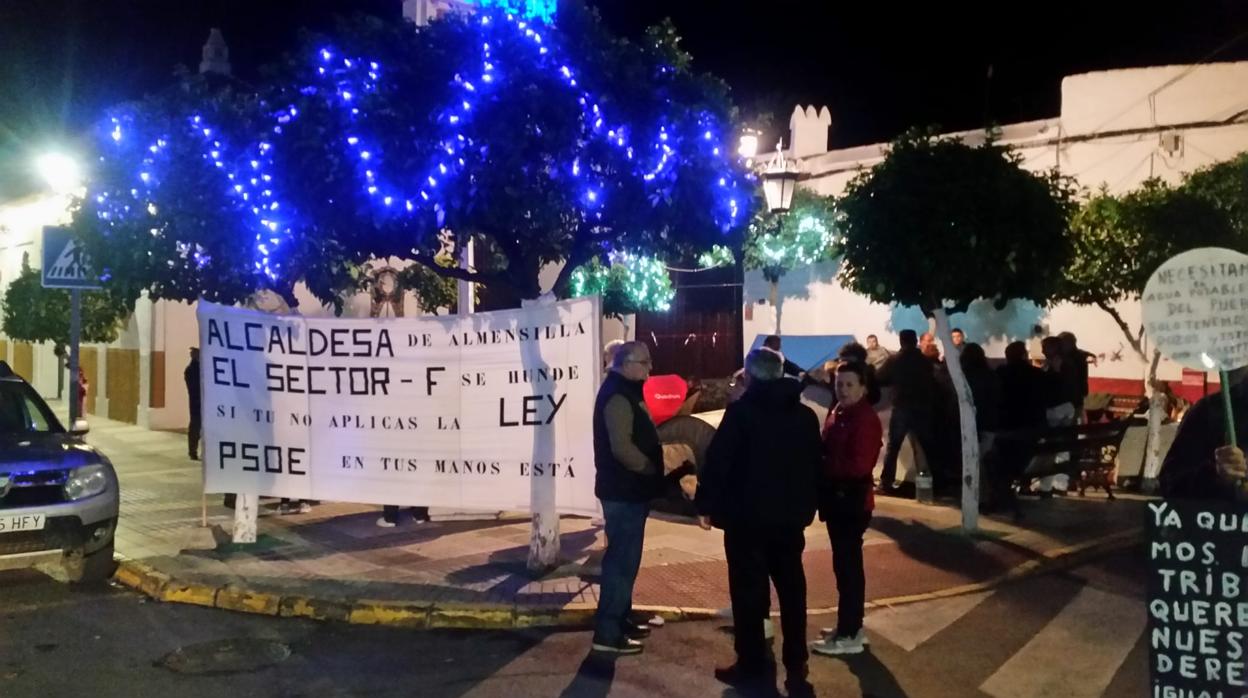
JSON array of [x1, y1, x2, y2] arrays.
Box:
[[994, 418, 1144, 500]]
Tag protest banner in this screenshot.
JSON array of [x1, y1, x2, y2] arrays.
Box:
[[1143, 247, 1248, 445], [198, 296, 601, 515], [1148, 499, 1248, 697]]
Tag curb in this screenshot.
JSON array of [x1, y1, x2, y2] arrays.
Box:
[[110, 527, 1141, 629], [111, 556, 716, 629]]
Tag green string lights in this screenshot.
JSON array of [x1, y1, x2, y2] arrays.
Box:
[[569, 250, 675, 316], [743, 189, 840, 283]]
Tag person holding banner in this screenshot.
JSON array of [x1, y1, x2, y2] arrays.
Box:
[[591, 341, 665, 656], [1160, 367, 1248, 501]]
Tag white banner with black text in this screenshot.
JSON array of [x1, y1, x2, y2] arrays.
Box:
[[198, 296, 601, 515]]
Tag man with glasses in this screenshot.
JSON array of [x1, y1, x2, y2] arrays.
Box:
[[591, 341, 665, 655]]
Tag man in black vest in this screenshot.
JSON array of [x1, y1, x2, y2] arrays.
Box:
[[591, 341, 664, 655]]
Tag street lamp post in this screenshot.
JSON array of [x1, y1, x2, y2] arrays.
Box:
[[761, 142, 799, 213], [758, 142, 800, 331]]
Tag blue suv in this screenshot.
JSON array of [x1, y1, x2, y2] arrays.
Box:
[[0, 361, 118, 583]]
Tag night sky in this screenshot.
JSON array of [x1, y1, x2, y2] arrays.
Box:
[[2, 0, 1247, 197]]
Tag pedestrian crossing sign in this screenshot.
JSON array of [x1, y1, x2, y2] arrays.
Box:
[[41, 226, 100, 289]]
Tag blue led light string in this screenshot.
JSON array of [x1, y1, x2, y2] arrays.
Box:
[[312, 7, 748, 234], [95, 3, 747, 291]]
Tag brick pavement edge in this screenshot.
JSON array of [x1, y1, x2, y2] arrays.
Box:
[[109, 526, 1142, 629]]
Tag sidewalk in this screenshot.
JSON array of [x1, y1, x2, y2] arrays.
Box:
[[77, 411, 1146, 627]]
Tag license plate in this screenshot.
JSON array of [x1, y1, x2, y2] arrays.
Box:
[[0, 514, 46, 533]]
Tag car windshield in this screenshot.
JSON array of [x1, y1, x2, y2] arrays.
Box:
[[0, 381, 63, 435]]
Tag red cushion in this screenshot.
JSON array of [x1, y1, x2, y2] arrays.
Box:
[[644, 375, 688, 426]]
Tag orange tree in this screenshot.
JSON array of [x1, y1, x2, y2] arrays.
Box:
[[837, 131, 1077, 531]]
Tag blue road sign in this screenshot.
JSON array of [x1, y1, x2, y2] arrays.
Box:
[[41, 226, 100, 289]]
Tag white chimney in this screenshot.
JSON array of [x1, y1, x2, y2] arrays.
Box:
[[788, 105, 832, 159], [404, 0, 469, 26], [199, 28, 231, 76]]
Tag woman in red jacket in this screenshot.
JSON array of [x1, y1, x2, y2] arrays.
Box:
[[811, 361, 883, 657]]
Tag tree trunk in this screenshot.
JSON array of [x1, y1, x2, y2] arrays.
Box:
[[1142, 349, 1165, 490], [931, 308, 979, 533], [54, 343, 66, 401], [232, 493, 259, 543], [232, 292, 298, 544], [1093, 301, 1165, 492], [522, 293, 561, 574], [770, 280, 782, 335]]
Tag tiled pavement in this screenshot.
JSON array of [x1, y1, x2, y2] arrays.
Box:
[[72, 408, 1146, 613]]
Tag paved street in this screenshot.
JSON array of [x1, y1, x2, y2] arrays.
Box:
[[0, 547, 1149, 698], [68, 410, 1145, 617]]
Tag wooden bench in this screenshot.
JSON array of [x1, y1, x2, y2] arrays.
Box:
[[993, 418, 1145, 500], [1084, 393, 1148, 423]]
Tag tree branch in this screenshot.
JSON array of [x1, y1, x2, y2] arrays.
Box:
[[408, 251, 515, 292], [551, 228, 599, 298], [1095, 299, 1147, 361]]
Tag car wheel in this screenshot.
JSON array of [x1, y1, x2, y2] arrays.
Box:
[[64, 541, 116, 586]]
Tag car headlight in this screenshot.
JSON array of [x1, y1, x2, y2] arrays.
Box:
[[64, 464, 109, 501]]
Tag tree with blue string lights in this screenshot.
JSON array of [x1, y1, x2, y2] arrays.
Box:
[[71, 1, 754, 310]]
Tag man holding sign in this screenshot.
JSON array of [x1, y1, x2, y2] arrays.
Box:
[[1144, 248, 1248, 698], [1143, 247, 1248, 502], [1160, 367, 1247, 501]]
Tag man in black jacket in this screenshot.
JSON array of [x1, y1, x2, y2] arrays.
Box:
[[763, 335, 807, 379], [185, 348, 201, 460], [989, 342, 1049, 511], [1161, 367, 1248, 501], [696, 349, 822, 689], [591, 341, 665, 655], [876, 329, 938, 493]]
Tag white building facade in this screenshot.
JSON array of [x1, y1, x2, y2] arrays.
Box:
[[745, 61, 1248, 396]]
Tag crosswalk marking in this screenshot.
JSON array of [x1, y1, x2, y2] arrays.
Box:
[[865, 590, 992, 651], [978, 586, 1146, 698]]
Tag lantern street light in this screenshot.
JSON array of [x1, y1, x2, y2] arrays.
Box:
[[35, 152, 83, 194], [761, 142, 798, 213], [737, 129, 760, 160]]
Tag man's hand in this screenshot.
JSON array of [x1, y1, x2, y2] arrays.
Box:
[[1216, 446, 1247, 485], [697, 516, 712, 531]]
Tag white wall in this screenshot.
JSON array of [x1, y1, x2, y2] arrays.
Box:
[[1061, 62, 1248, 136], [149, 300, 197, 430], [762, 62, 1248, 387], [0, 192, 76, 397]]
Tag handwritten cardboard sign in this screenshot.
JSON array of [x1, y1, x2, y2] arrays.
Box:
[[1142, 247, 1248, 372], [1148, 499, 1248, 696]]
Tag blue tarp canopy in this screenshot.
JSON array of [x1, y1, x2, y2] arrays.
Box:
[[748, 334, 857, 372]]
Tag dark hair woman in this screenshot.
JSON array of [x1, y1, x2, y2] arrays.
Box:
[[837, 342, 881, 405], [811, 361, 883, 657]]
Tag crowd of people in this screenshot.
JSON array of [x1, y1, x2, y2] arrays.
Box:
[[819, 328, 1101, 508], [592, 341, 883, 693], [588, 329, 1127, 690]]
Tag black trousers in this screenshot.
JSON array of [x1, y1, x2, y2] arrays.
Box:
[[827, 511, 872, 637], [723, 525, 808, 670], [383, 505, 430, 523], [188, 411, 201, 457], [880, 407, 934, 486]]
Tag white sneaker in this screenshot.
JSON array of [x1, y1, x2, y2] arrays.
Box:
[[375, 517, 397, 528], [819, 627, 869, 645], [811, 630, 867, 656]]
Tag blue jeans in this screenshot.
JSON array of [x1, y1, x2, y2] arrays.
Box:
[[594, 499, 649, 644]]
